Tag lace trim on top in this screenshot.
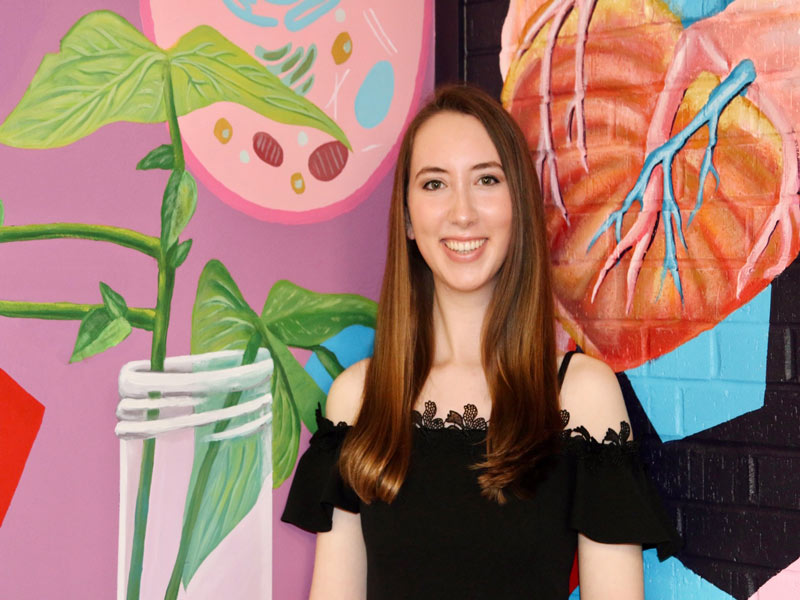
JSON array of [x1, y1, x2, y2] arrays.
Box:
[[560, 409, 633, 446], [411, 402, 635, 449], [412, 401, 488, 431]]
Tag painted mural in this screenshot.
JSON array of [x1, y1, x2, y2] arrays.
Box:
[[498, 0, 800, 598], [142, 0, 430, 223], [0, 1, 431, 599]]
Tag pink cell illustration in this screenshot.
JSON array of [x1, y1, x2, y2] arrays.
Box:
[[141, 1, 433, 223]]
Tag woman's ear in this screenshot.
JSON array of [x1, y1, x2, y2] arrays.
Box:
[[405, 213, 415, 240]]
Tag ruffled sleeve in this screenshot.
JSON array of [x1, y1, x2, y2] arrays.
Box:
[[280, 407, 360, 533], [564, 423, 682, 560]]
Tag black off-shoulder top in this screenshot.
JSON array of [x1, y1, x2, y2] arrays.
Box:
[[281, 351, 681, 599]]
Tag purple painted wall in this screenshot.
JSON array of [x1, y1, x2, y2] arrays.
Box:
[[0, 1, 432, 598]]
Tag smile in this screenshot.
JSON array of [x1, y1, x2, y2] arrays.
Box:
[[443, 238, 487, 253]]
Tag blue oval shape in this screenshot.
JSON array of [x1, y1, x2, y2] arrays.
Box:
[[354, 61, 395, 130]]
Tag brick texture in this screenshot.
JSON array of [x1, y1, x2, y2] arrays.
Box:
[[440, 1, 800, 598]]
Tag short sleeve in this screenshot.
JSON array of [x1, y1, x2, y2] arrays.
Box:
[[280, 407, 360, 533], [564, 424, 682, 560]]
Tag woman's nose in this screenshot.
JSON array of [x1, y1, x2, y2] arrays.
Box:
[[449, 184, 478, 227]]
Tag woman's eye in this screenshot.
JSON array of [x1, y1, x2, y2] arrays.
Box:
[[478, 175, 500, 185], [422, 180, 444, 190]]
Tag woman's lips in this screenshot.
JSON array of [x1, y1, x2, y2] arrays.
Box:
[[441, 238, 487, 259]]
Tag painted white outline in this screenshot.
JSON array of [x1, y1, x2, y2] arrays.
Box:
[[367, 8, 397, 53], [325, 68, 350, 120], [116, 395, 205, 417], [115, 393, 272, 439], [205, 411, 273, 441], [118, 350, 272, 398], [363, 8, 397, 55], [117, 442, 127, 600]]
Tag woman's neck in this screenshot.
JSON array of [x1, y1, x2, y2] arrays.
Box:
[[430, 283, 493, 367]]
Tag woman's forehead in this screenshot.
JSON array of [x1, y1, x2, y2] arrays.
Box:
[[410, 112, 501, 169]]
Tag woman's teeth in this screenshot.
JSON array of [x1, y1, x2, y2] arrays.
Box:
[[444, 239, 486, 253]]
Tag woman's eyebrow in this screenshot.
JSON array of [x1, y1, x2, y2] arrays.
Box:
[[414, 166, 447, 180], [471, 161, 503, 171]]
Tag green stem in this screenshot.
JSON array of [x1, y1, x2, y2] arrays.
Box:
[[126, 262, 175, 600], [0, 301, 155, 330], [164, 64, 185, 172], [126, 60, 183, 600], [164, 336, 261, 600], [0, 223, 160, 257]]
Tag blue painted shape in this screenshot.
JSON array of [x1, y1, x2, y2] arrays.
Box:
[[634, 380, 684, 440], [355, 61, 395, 129], [643, 549, 735, 600], [304, 325, 375, 394], [627, 286, 770, 441], [588, 60, 756, 301], [682, 382, 764, 437], [568, 586, 580, 600], [223, 0, 279, 27], [665, 0, 737, 27], [571, 550, 735, 599], [284, 0, 340, 32]]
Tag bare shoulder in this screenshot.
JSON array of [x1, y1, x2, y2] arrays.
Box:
[[558, 353, 632, 440], [325, 358, 370, 425]]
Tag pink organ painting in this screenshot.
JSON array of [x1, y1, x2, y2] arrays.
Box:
[[142, 0, 433, 223]]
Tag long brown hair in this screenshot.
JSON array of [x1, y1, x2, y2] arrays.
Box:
[[339, 83, 560, 503]]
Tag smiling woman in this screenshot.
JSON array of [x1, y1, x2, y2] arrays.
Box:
[[406, 111, 513, 297], [281, 84, 681, 600]]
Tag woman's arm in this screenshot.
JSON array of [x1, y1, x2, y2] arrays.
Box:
[[560, 354, 645, 600], [310, 508, 367, 599], [577, 536, 643, 600], [308, 359, 369, 600]]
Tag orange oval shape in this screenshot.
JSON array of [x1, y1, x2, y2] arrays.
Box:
[[213, 118, 232, 144], [291, 172, 306, 194], [332, 31, 352, 65]]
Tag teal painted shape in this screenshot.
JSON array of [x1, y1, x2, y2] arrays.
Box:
[[643, 549, 735, 599], [285, 0, 340, 32], [304, 325, 375, 393], [665, 0, 737, 27], [570, 550, 735, 599], [354, 61, 395, 129], [626, 286, 771, 441], [223, 0, 279, 27]]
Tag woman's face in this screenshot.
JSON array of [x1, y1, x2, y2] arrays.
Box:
[[406, 111, 513, 297]]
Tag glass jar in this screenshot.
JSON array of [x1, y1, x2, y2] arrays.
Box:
[[116, 349, 273, 599]]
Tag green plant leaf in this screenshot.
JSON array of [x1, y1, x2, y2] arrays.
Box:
[[0, 198, 4, 226], [169, 238, 193, 268], [70, 307, 131, 362], [167, 26, 349, 149], [266, 328, 325, 436], [179, 343, 270, 585], [261, 280, 376, 349], [183, 434, 264, 584], [271, 357, 301, 488], [99, 282, 127, 318], [0, 11, 167, 148], [161, 170, 197, 250], [191, 259, 261, 354], [136, 144, 174, 170], [313, 344, 345, 380], [0, 11, 349, 151]]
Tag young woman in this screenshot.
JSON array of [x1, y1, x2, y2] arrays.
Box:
[[282, 84, 680, 599]]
